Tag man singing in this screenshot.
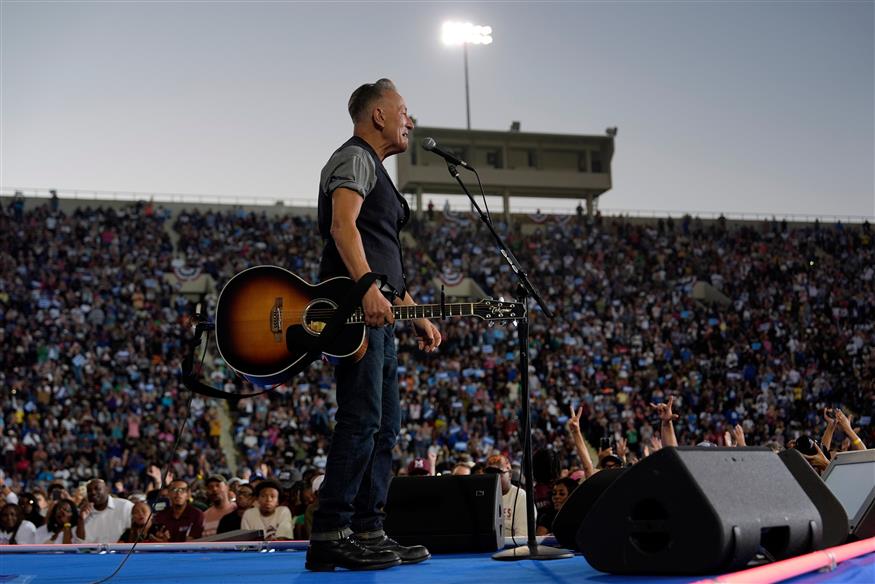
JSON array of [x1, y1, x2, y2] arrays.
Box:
[[305, 79, 441, 571]]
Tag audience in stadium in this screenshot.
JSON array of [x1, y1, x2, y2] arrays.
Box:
[[1, 197, 871, 545]]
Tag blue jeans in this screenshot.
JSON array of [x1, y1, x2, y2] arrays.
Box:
[[311, 325, 400, 537]]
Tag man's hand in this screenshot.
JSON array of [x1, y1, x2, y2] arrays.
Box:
[[616, 437, 628, 461], [413, 318, 441, 352], [824, 408, 836, 426], [732, 424, 746, 447], [78, 500, 94, 521], [803, 442, 830, 473], [650, 395, 679, 424], [567, 405, 583, 435], [363, 285, 394, 328], [835, 409, 853, 433]]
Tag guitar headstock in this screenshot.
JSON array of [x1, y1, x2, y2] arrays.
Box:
[[471, 299, 526, 323]]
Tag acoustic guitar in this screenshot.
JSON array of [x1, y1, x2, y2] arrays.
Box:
[[215, 265, 525, 387]]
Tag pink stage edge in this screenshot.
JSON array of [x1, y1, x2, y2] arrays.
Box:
[[693, 537, 875, 584]]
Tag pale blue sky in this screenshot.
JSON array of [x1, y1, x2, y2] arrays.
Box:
[[2, 1, 873, 217]]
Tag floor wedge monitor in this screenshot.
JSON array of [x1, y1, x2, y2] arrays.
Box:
[[384, 474, 503, 553], [577, 447, 824, 575], [551, 468, 625, 551]]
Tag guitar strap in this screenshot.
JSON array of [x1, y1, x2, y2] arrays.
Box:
[[296, 271, 387, 362], [181, 322, 271, 400]]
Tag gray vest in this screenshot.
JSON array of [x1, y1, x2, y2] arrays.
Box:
[[318, 136, 409, 297]]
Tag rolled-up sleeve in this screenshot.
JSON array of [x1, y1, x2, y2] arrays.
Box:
[[321, 146, 377, 198]]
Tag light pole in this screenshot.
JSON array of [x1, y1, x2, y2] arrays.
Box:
[[442, 21, 492, 130]]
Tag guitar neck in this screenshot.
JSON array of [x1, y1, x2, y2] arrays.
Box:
[[350, 303, 475, 323]]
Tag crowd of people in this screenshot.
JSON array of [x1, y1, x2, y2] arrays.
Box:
[[1, 196, 871, 544]]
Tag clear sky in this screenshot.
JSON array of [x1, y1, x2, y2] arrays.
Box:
[[2, 1, 873, 217]]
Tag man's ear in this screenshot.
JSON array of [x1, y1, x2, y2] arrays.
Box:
[[372, 105, 386, 130]]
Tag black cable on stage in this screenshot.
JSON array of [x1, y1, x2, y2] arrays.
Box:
[[90, 331, 205, 584]]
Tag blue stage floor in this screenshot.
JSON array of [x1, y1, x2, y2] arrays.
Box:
[[1, 550, 874, 584]]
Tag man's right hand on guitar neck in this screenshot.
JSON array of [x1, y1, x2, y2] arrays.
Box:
[[363, 283, 394, 327]]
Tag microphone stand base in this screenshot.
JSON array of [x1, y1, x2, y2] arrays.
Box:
[[492, 543, 574, 561]]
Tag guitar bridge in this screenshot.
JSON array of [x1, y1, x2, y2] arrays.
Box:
[[271, 297, 283, 342]]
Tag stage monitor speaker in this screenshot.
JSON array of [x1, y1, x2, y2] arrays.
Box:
[[778, 448, 849, 547], [821, 449, 875, 540], [551, 468, 626, 551], [384, 474, 503, 553], [577, 447, 824, 575]]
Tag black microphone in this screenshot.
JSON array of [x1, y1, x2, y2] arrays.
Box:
[[421, 137, 474, 170]]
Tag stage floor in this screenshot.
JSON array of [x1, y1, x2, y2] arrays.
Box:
[[2, 549, 874, 584]]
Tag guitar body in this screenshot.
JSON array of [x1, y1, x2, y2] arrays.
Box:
[[215, 265, 366, 387]]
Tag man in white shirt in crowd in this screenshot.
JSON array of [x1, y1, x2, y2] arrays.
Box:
[[485, 454, 531, 539], [242, 480, 293, 540], [80, 479, 133, 543]]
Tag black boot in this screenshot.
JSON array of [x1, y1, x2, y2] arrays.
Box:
[[305, 535, 401, 572], [355, 534, 431, 565]]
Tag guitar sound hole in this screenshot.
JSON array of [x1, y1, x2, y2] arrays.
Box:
[[303, 299, 336, 336]]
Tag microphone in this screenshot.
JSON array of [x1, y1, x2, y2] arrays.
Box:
[[421, 137, 474, 170]]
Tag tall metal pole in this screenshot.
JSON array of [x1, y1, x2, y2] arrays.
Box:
[[464, 42, 471, 130]]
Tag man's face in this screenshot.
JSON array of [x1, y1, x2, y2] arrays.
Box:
[[257, 487, 279, 516], [86, 480, 108, 506], [487, 461, 512, 494], [236, 487, 255, 511], [378, 90, 414, 156], [169, 482, 190, 507], [206, 480, 227, 504]]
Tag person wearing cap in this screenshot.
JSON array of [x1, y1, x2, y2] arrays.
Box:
[[202, 475, 236, 537], [485, 454, 530, 538], [407, 458, 431, 476], [242, 480, 293, 540]]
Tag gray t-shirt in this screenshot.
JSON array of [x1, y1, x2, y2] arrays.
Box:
[[320, 145, 377, 199]]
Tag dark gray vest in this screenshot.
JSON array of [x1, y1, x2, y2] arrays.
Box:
[[318, 136, 409, 298]]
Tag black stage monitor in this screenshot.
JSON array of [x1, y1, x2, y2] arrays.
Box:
[[821, 449, 875, 540]]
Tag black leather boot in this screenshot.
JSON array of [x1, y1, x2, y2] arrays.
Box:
[[305, 535, 401, 571], [355, 534, 431, 565]]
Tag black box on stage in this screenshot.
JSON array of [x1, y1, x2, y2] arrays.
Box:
[[821, 449, 875, 541], [384, 474, 503, 553], [577, 447, 824, 575]]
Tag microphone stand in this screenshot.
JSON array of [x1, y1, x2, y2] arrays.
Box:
[[444, 163, 572, 561]]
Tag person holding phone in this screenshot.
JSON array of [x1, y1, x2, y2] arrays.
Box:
[[35, 499, 83, 544]]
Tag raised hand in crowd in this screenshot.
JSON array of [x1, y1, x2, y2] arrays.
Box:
[[643, 435, 663, 458], [566, 405, 595, 478], [427, 447, 438, 477], [821, 409, 837, 452], [615, 437, 628, 465], [649, 396, 678, 447], [835, 409, 866, 451], [733, 424, 746, 447], [802, 441, 830, 474]]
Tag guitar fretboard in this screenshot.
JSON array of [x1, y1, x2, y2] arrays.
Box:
[[350, 303, 475, 323]]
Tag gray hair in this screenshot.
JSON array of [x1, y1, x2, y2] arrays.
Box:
[[348, 78, 396, 123]]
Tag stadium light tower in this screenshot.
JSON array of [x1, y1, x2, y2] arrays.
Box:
[[442, 21, 493, 130]]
